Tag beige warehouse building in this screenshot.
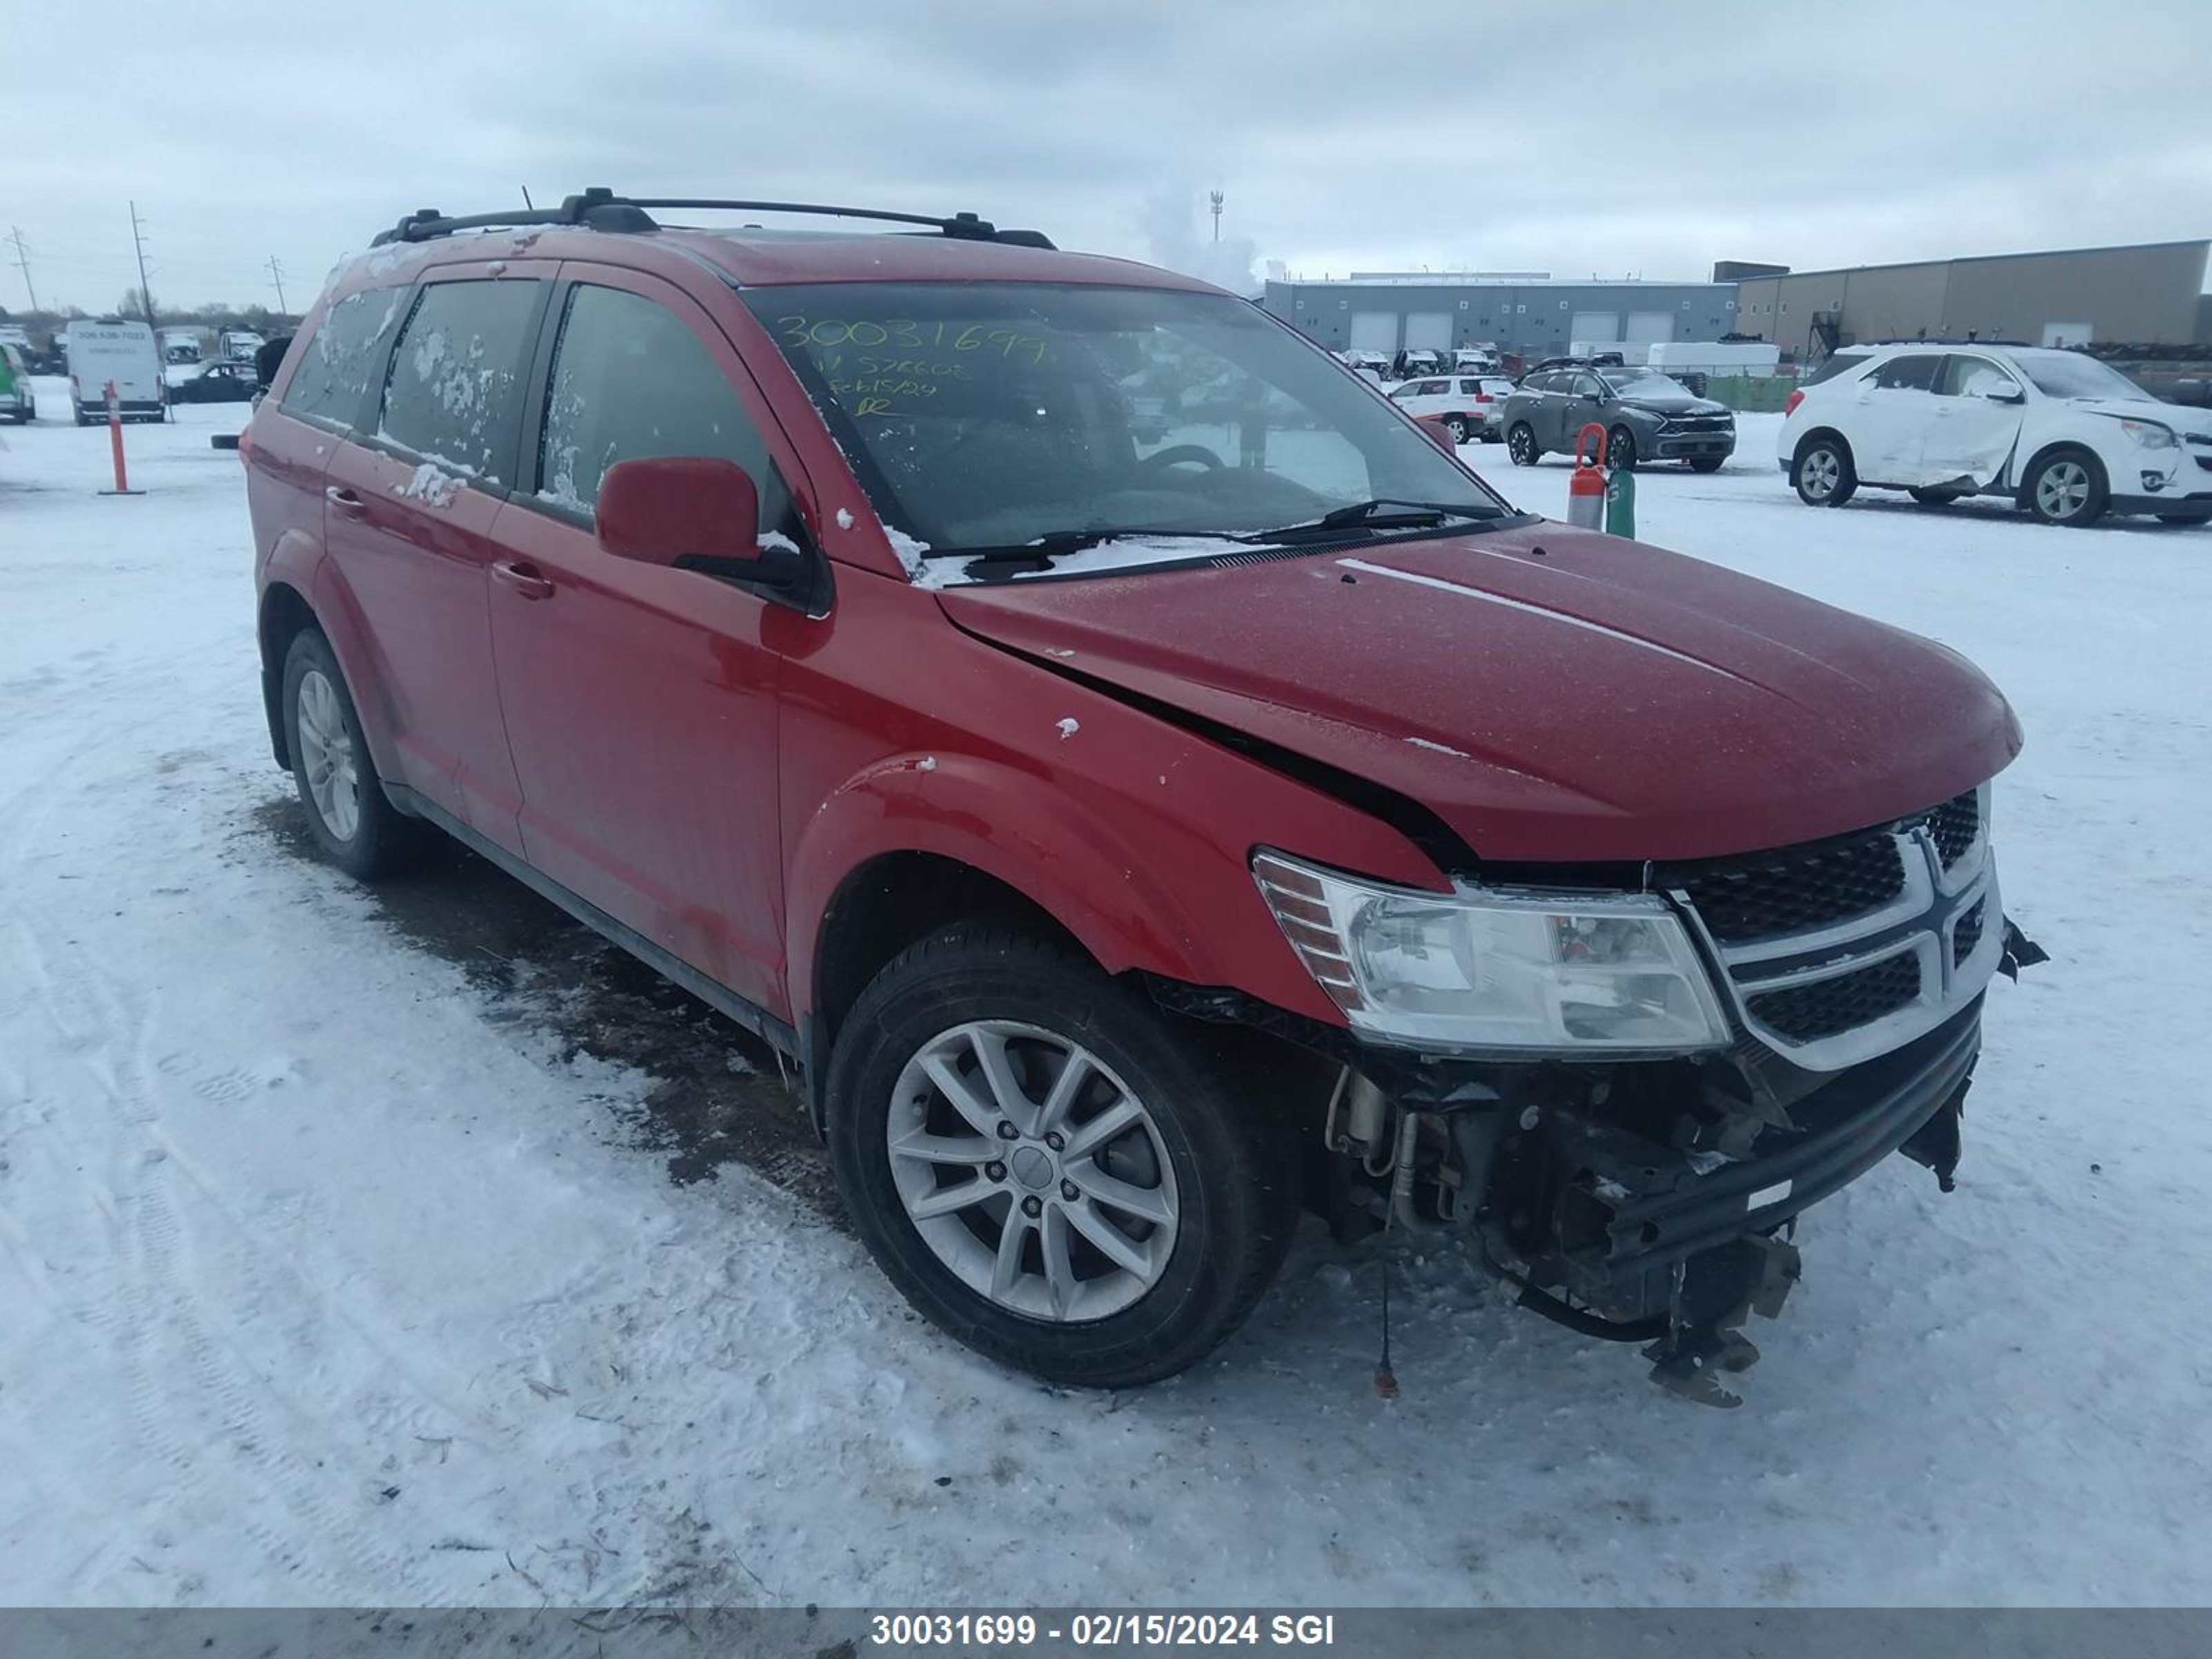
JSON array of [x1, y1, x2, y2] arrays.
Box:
[[1731, 239, 2209, 357]]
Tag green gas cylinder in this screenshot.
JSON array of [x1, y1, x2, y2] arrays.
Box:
[[1604, 462, 1636, 538]]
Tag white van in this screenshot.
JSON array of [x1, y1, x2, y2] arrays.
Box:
[[64, 319, 166, 424]]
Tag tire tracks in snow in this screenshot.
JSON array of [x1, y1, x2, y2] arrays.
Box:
[[0, 663, 458, 1603]]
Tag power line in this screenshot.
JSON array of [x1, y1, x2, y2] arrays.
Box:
[[7, 227, 36, 312], [129, 200, 156, 325]]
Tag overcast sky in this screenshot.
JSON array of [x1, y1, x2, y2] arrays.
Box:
[[6, 0, 2209, 315]]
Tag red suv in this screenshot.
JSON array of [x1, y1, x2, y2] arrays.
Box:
[[247, 191, 2033, 1404]]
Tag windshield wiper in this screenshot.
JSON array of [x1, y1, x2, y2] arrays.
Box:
[[1263, 498, 1497, 541], [924, 527, 1255, 564]]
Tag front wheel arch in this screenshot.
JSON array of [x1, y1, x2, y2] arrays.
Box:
[[810, 852, 1091, 1107]]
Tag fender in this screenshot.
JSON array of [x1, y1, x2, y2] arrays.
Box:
[[258, 525, 328, 763], [301, 543, 409, 787], [784, 748, 1357, 1033], [787, 749, 1212, 1010]]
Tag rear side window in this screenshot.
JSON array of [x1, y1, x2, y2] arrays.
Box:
[[1872, 354, 1940, 392], [1801, 350, 1869, 388], [281, 289, 408, 430], [379, 280, 543, 482], [537, 283, 785, 527]]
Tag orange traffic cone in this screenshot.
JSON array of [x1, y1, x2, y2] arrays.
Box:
[[1566, 422, 1606, 529]]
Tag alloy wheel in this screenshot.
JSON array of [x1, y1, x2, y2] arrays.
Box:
[[294, 669, 360, 841], [1801, 447, 1841, 501], [2035, 460, 2091, 521], [888, 1020, 1179, 1322]]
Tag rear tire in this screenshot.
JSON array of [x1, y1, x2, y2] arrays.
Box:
[[826, 926, 1301, 1389], [1506, 422, 1539, 466], [281, 629, 434, 881], [1792, 434, 1857, 507], [1443, 415, 1469, 443], [2021, 448, 2107, 527]]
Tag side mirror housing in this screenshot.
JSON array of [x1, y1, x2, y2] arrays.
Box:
[[1984, 383, 2026, 404], [597, 456, 806, 594]]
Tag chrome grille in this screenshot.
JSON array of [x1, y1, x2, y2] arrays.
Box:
[[1951, 898, 1986, 967], [1915, 791, 1980, 867], [1670, 832, 1904, 945], [1665, 783, 1999, 1071], [1747, 953, 1922, 1042]]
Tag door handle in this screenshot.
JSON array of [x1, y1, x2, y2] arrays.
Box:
[[325, 485, 366, 516], [491, 559, 556, 601]]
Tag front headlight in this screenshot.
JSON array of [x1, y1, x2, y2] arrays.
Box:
[[2119, 418, 2177, 449], [1253, 850, 1730, 1054]]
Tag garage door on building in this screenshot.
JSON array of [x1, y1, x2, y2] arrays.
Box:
[[1349, 311, 1398, 353], [1570, 311, 1620, 342], [1626, 310, 1675, 344], [1404, 312, 1453, 351]]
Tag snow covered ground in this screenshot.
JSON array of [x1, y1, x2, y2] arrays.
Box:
[[3, 386, 2209, 1609]]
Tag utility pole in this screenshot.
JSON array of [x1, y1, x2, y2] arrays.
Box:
[[1208, 190, 1224, 244], [129, 200, 156, 326], [7, 227, 36, 312], [266, 255, 289, 317]]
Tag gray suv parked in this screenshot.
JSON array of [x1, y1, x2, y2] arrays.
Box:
[[1499, 366, 1735, 471]]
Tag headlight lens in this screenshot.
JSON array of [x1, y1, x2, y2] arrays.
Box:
[[2120, 418, 2177, 449], [1253, 850, 1730, 1053]]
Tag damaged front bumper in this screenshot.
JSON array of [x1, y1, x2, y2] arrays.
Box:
[[1547, 1002, 1979, 1311], [1506, 1002, 1980, 1403]]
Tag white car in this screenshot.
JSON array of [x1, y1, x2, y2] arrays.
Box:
[[1385, 374, 1519, 444], [1778, 342, 2212, 527]]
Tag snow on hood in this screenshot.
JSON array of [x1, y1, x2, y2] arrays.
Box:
[[1617, 392, 1729, 415], [935, 522, 2021, 864]]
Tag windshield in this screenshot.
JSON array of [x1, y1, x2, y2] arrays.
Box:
[[1597, 367, 1691, 397], [2014, 353, 2153, 402], [746, 283, 1510, 560]]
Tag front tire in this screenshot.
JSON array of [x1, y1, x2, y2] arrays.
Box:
[[826, 926, 1300, 1389], [1606, 425, 1639, 471], [1792, 433, 1857, 507], [1506, 422, 1539, 466], [281, 629, 433, 880], [2022, 449, 2108, 526], [1689, 456, 1725, 474]]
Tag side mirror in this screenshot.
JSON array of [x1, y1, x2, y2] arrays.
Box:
[[1983, 383, 2026, 404], [596, 456, 800, 590]]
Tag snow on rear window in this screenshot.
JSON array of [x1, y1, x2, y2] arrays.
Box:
[[377, 281, 541, 484]]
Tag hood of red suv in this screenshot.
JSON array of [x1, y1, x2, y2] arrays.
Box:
[[935, 522, 2021, 865]]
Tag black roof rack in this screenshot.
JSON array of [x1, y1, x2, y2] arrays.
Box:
[[371, 187, 1054, 249]]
